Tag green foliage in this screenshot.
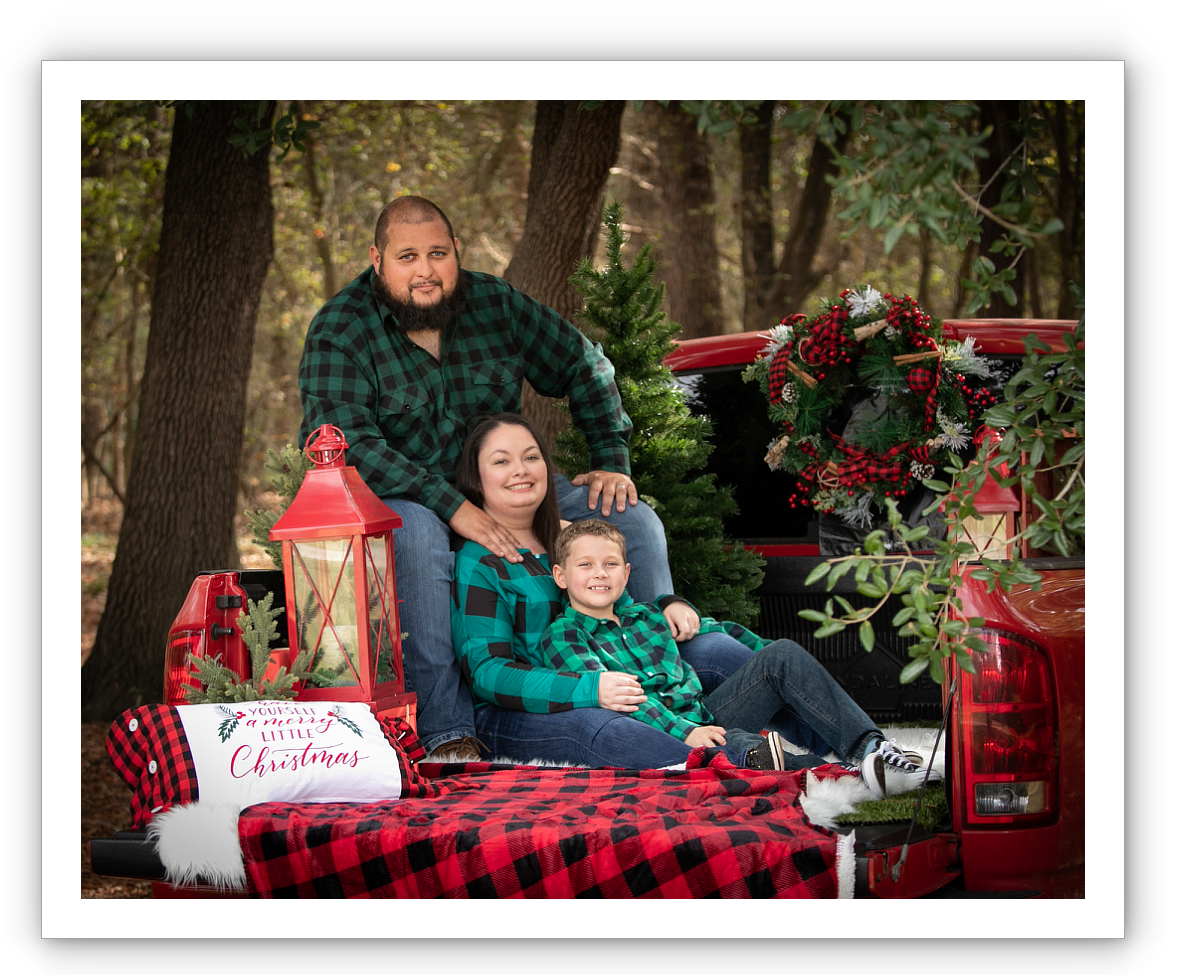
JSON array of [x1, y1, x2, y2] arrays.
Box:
[[557, 201, 764, 624], [228, 101, 321, 160], [797, 314, 1084, 684], [785, 100, 1066, 314], [155, 100, 320, 161], [183, 593, 316, 704], [245, 444, 313, 568], [81, 101, 173, 501], [972, 313, 1086, 567]]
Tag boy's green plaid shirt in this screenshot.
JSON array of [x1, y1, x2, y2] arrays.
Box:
[[541, 593, 767, 742], [299, 267, 631, 522]]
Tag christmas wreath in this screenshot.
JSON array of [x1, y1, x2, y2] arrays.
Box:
[[742, 286, 998, 528]]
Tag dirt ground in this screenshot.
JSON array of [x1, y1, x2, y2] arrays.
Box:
[[80, 497, 275, 898]]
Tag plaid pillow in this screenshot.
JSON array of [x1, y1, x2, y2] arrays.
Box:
[[106, 702, 426, 828]]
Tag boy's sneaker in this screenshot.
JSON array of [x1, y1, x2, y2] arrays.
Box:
[[746, 731, 785, 771], [875, 739, 943, 794], [876, 739, 922, 774], [856, 749, 888, 799]]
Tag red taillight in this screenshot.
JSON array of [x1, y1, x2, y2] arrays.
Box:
[[163, 628, 205, 705], [960, 629, 1057, 824]]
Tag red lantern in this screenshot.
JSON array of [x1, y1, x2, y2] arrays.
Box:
[[957, 427, 1020, 561], [970, 427, 1019, 506], [269, 425, 417, 728]]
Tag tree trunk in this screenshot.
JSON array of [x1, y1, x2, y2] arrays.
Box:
[[764, 117, 851, 326], [952, 237, 978, 318], [82, 102, 275, 721], [917, 226, 933, 310], [651, 101, 724, 339], [1042, 99, 1085, 318], [503, 100, 625, 447], [977, 101, 1028, 317], [739, 100, 776, 332]]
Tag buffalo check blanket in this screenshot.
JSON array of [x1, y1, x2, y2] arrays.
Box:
[[238, 751, 851, 898]]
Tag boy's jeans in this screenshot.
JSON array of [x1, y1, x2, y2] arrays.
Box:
[[475, 633, 882, 771], [704, 638, 881, 769]]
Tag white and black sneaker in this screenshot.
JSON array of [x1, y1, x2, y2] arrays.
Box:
[[876, 739, 922, 773], [876, 739, 943, 793], [856, 749, 888, 799]]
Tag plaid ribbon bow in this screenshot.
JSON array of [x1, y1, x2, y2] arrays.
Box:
[[906, 363, 941, 431], [767, 340, 796, 405], [830, 434, 911, 487], [791, 440, 825, 495], [797, 304, 850, 368]]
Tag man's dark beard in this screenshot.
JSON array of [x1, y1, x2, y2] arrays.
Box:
[[372, 270, 468, 339]]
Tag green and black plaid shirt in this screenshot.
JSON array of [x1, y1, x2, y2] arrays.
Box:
[[540, 593, 768, 741], [451, 541, 601, 713], [299, 267, 631, 522]]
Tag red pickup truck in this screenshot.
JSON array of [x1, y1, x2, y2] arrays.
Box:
[[91, 318, 1083, 899], [663, 319, 1084, 897]]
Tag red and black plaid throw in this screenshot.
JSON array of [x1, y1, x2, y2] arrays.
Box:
[[106, 704, 200, 828], [238, 751, 846, 898]]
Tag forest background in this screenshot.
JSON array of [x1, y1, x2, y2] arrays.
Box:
[[54, 60, 1113, 926]]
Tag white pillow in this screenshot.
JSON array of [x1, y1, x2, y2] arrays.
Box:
[[175, 700, 405, 810]]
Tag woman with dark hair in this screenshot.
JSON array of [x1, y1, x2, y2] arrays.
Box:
[[451, 413, 702, 767]]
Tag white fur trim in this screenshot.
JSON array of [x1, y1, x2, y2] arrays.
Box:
[[836, 831, 857, 898], [800, 773, 873, 828], [147, 802, 246, 891]]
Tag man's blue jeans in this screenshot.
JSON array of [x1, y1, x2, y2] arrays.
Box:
[[384, 475, 674, 754]]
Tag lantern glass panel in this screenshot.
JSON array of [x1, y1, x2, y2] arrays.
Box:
[[963, 514, 1010, 561], [365, 533, 397, 682], [290, 537, 361, 687]]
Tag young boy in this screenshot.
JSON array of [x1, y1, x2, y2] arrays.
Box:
[[543, 520, 937, 796]]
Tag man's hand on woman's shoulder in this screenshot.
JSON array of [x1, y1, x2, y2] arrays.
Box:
[[449, 501, 525, 563], [570, 469, 639, 516]]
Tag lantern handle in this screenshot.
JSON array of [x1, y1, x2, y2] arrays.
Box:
[[304, 424, 348, 469]]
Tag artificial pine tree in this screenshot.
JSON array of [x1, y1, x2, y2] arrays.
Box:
[[246, 444, 313, 568], [556, 201, 764, 625]]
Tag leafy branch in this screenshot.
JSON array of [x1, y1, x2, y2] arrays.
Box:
[[153, 100, 320, 161], [227, 101, 320, 161], [801, 314, 1084, 684]]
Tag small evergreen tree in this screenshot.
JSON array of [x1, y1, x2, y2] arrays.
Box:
[[246, 444, 313, 568], [556, 201, 764, 625]]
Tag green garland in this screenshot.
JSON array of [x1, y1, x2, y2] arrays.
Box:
[[742, 287, 998, 527]]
